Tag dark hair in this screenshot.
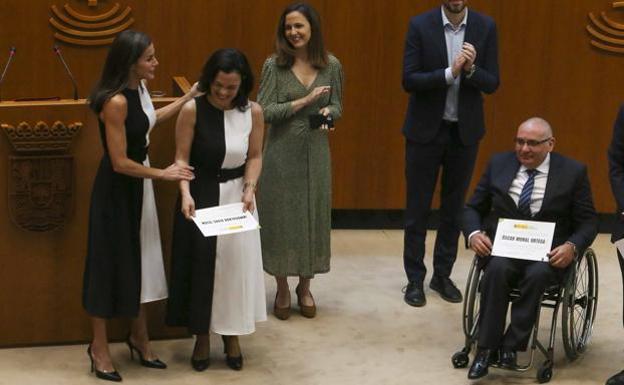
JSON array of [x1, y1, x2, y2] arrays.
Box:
[[198, 48, 254, 111], [89, 30, 152, 113], [275, 2, 328, 69]]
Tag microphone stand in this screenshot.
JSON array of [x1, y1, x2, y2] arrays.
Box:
[[53, 45, 79, 100], [0, 47, 16, 102]]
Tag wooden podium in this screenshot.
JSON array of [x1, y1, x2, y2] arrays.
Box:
[[0, 93, 189, 346]]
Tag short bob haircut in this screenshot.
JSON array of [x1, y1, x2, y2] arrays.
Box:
[[274, 2, 328, 69], [197, 48, 254, 112], [89, 30, 152, 113]]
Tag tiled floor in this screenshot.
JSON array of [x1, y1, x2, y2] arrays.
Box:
[[0, 230, 619, 385]]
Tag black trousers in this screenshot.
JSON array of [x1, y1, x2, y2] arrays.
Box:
[[478, 257, 562, 351], [403, 121, 479, 283]]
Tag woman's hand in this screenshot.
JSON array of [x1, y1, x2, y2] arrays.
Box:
[[305, 86, 331, 105], [181, 193, 196, 220], [188, 82, 204, 99], [160, 163, 194, 181], [242, 189, 255, 213]]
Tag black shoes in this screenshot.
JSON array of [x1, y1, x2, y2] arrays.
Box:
[[404, 281, 426, 307], [468, 348, 492, 380], [222, 336, 243, 371], [468, 347, 517, 379], [499, 348, 517, 369], [191, 356, 210, 372], [190, 335, 243, 371], [404, 276, 462, 306], [225, 353, 243, 371], [126, 335, 167, 369], [191, 336, 210, 372], [87, 345, 122, 382], [607, 370, 624, 385], [88, 338, 165, 382], [429, 275, 463, 303]]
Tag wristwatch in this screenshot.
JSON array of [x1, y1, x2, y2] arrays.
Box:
[[466, 64, 476, 79]]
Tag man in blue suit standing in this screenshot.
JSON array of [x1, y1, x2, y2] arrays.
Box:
[[606, 105, 624, 385], [401, 0, 500, 307]]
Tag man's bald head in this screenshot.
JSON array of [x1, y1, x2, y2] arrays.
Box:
[[515, 117, 555, 169]]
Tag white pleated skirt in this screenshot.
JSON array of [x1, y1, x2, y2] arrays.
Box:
[[210, 177, 267, 335], [139, 156, 168, 303]]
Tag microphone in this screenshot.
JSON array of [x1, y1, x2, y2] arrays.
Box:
[[53, 45, 79, 100], [0, 46, 16, 102]]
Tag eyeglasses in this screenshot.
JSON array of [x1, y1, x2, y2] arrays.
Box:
[[514, 137, 552, 147]]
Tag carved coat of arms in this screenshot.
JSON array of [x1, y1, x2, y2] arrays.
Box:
[[2, 121, 81, 231]]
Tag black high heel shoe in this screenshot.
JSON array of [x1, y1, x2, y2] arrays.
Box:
[[126, 335, 167, 369], [87, 345, 122, 382], [191, 337, 210, 372], [221, 335, 243, 371]]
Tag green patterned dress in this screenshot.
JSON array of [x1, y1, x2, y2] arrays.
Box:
[[257, 54, 343, 278]]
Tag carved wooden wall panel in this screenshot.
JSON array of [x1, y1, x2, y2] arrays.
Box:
[[49, 2, 135, 46], [587, 1, 624, 53], [2, 121, 81, 232]]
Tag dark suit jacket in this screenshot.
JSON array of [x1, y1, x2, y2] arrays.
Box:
[[463, 152, 598, 259], [402, 7, 499, 146], [608, 104, 624, 242]]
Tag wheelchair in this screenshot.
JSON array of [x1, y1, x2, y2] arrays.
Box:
[[451, 248, 598, 383]]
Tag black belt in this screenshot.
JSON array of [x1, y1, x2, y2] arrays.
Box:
[[442, 120, 458, 127], [216, 164, 246, 182]]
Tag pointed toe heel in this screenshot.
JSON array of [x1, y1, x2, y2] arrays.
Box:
[[87, 345, 122, 382], [126, 335, 167, 369], [191, 357, 210, 372], [221, 336, 243, 371], [191, 335, 210, 371]]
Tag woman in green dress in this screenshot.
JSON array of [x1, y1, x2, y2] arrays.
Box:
[[257, 2, 343, 320]]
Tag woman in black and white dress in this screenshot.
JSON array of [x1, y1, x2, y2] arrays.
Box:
[[83, 29, 199, 382], [167, 48, 266, 372]]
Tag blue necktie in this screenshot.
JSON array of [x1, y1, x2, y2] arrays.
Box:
[[518, 169, 537, 216]]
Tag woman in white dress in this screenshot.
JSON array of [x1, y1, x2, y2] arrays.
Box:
[[166, 48, 266, 371]]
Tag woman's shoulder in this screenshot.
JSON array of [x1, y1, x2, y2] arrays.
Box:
[[245, 101, 262, 119], [99, 93, 129, 122], [327, 53, 341, 67], [103, 93, 128, 112], [248, 100, 263, 114], [263, 55, 278, 68], [181, 97, 197, 114]]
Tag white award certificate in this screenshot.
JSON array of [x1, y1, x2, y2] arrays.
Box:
[[491, 218, 556, 262], [191, 202, 259, 237], [615, 238, 624, 257]]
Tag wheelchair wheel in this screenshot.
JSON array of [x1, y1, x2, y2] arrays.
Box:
[[562, 248, 598, 360], [462, 257, 483, 338], [537, 361, 553, 383], [451, 350, 470, 368]]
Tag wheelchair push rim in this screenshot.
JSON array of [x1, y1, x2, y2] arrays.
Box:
[[462, 257, 482, 339], [561, 248, 598, 360]]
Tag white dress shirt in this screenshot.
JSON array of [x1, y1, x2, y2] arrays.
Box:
[[441, 6, 468, 122]]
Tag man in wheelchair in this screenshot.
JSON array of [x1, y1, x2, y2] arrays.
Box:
[[463, 117, 598, 380]]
